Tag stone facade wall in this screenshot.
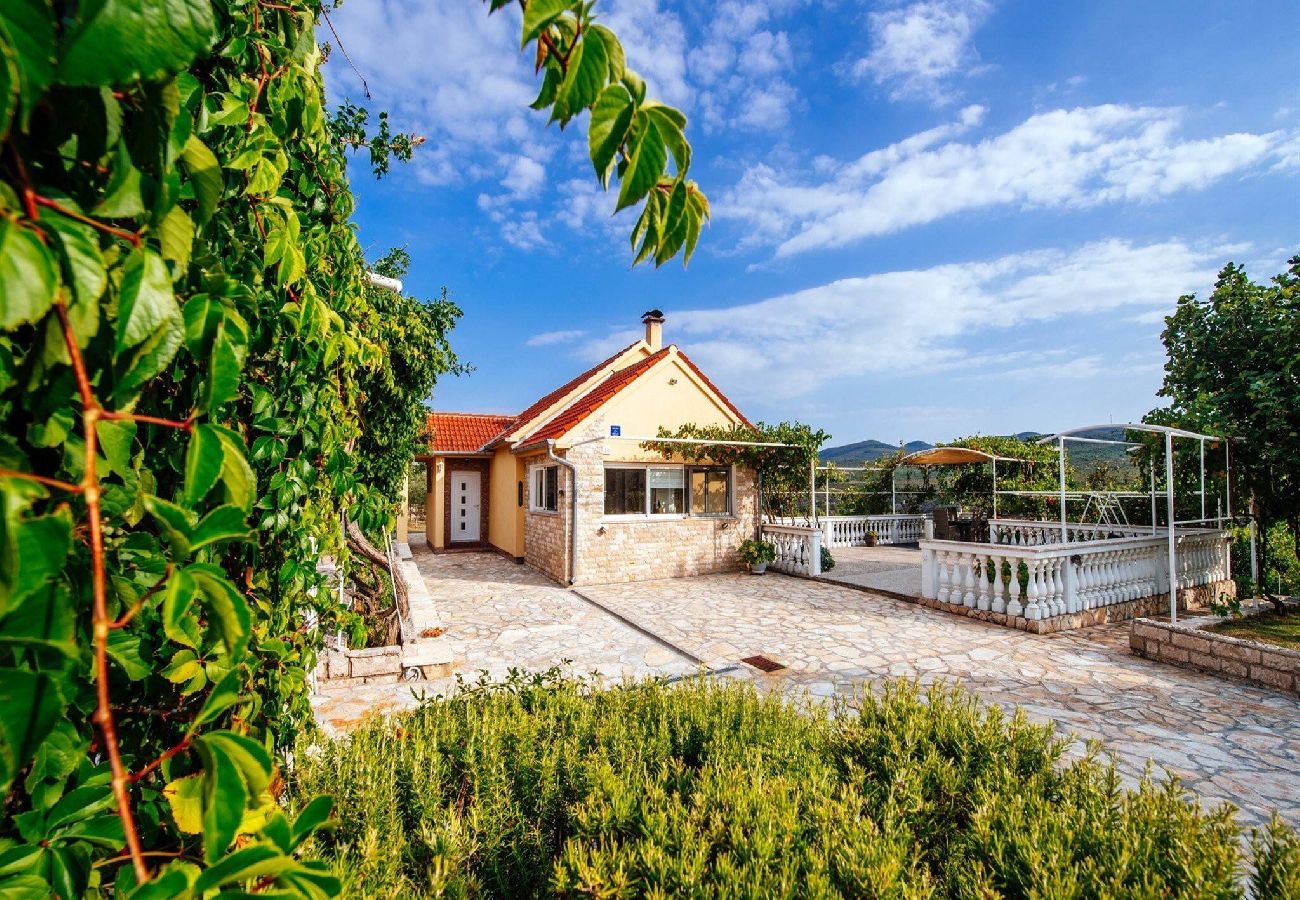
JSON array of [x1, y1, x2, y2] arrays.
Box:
[[909, 580, 1233, 634], [1130, 602, 1300, 695], [523, 451, 569, 583], [519, 424, 760, 586]]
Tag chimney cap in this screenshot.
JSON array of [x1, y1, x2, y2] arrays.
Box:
[[640, 308, 665, 323]]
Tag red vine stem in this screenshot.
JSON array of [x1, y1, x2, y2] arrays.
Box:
[[101, 410, 195, 432], [129, 737, 191, 784], [111, 565, 172, 630], [54, 301, 149, 883], [33, 196, 142, 248], [0, 467, 83, 493]]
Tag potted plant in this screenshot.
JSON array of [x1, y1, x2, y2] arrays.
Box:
[[865, 530, 879, 547], [739, 538, 776, 574]]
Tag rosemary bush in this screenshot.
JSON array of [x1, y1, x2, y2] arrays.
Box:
[[292, 676, 1297, 899]]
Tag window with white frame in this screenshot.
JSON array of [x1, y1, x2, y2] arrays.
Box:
[[531, 465, 558, 512], [603, 465, 732, 518]]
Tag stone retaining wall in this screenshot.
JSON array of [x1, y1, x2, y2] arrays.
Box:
[[912, 580, 1231, 635], [1130, 603, 1300, 695]]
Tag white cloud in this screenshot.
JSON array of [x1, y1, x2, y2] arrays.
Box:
[[600, 238, 1231, 401], [850, 0, 993, 105], [526, 329, 587, 347], [718, 104, 1294, 258]]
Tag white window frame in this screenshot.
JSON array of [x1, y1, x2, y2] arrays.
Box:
[[601, 463, 734, 521], [530, 465, 559, 513]]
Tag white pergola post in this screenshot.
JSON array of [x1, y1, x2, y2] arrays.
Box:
[[809, 455, 817, 526], [1058, 436, 1067, 543], [1199, 438, 1206, 523], [1165, 431, 1178, 621], [992, 458, 998, 520], [1149, 460, 1157, 535], [891, 469, 897, 515]]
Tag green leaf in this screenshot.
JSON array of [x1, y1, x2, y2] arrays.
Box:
[[0, 219, 57, 329], [161, 648, 204, 694], [0, 29, 17, 142], [162, 773, 203, 834], [144, 495, 194, 556], [41, 216, 105, 346], [615, 116, 666, 212], [129, 860, 199, 899], [198, 731, 271, 795], [213, 426, 255, 511], [190, 669, 241, 730], [291, 796, 335, 847], [96, 418, 136, 475], [587, 24, 625, 81], [6, 512, 72, 611], [189, 504, 250, 553], [159, 205, 194, 274], [93, 146, 145, 218], [194, 734, 246, 862], [183, 424, 223, 505], [192, 843, 288, 892], [588, 84, 633, 188], [189, 564, 250, 657], [56, 0, 217, 87], [113, 312, 183, 401], [24, 720, 85, 810], [520, 0, 570, 48], [529, 63, 561, 111], [116, 248, 178, 352], [642, 103, 690, 175], [106, 631, 150, 680], [654, 179, 689, 266], [0, 0, 56, 130], [0, 668, 65, 794], [204, 321, 243, 411], [0, 581, 75, 658], [554, 28, 607, 121], [161, 567, 198, 647], [179, 134, 222, 225]]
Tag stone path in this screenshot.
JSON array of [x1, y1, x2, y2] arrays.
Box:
[[822, 544, 922, 597], [579, 573, 1300, 829], [311, 550, 698, 729]]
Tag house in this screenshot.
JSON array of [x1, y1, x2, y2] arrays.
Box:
[[418, 311, 758, 586]]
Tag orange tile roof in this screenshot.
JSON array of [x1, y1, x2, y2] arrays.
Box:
[[426, 412, 515, 454], [519, 349, 671, 446], [485, 340, 642, 447]]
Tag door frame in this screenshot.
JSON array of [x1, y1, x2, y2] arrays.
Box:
[[441, 457, 490, 549]]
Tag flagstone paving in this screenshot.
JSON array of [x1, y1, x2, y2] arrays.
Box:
[[314, 550, 1299, 829], [577, 573, 1300, 829], [311, 550, 699, 729]]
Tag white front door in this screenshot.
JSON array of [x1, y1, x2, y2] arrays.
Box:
[[450, 471, 481, 542]]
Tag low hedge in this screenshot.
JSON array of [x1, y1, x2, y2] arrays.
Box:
[[290, 675, 1298, 898]]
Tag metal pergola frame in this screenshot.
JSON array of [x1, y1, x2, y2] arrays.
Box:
[[1036, 423, 1232, 623]]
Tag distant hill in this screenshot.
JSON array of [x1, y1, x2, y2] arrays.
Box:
[[819, 439, 932, 465]]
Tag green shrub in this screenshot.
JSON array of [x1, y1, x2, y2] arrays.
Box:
[[289, 675, 1293, 898]]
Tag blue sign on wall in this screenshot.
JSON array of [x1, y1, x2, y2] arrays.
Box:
[[610, 425, 621, 437]]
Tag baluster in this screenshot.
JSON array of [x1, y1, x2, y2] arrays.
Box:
[[937, 551, 951, 603], [989, 555, 1006, 613], [976, 554, 992, 611], [960, 553, 976, 607], [1047, 558, 1064, 616], [1006, 558, 1024, 617], [1023, 560, 1042, 619]]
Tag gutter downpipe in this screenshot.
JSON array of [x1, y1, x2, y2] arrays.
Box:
[[546, 439, 580, 585]]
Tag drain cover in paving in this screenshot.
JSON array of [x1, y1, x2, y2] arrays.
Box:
[[741, 654, 786, 673]]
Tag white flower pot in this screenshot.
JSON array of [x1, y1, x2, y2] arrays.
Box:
[[750, 562, 768, 575]]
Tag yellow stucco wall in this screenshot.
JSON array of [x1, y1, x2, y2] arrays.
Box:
[[488, 447, 525, 557], [428, 458, 444, 548], [556, 352, 742, 461]]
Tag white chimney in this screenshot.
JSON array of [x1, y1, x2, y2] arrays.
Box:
[[641, 308, 665, 351]]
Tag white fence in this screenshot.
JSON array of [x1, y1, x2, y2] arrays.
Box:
[[919, 529, 1231, 620], [821, 514, 927, 548], [761, 524, 822, 577]]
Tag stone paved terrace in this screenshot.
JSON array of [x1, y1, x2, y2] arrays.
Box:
[[313, 551, 1299, 829], [311, 549, 698, 729], [576, 572, 1300, 829], [821, 544, 922, 597]]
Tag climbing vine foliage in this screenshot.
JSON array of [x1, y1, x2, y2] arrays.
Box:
[[0, 0, 702, 894]]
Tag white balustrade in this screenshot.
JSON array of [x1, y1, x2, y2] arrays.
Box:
[[919, 529, 1231, 621], [761, 524, 823, 577], [820, 514, 926, 548]]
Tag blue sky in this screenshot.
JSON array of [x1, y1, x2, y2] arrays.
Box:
[[320, 0, 1298, 446]]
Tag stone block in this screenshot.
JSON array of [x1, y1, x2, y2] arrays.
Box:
[[1213, 657, 1249, 678], [348, 648, 401, 678], [1259, 649, 1300, 673], [1249, 666, 1296, 692], [1159, 644, 1190, 663], [1214, 642, 1261, 664], [1132, 621, 1165, 641], [1171, 632, 1213, 655], [1129, 633, 1145, 653]]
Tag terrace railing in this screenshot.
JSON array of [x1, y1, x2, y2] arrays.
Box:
[[919, 529, 1231, 620], [761, 524, 822, 577], [821, 514, 926, 548]]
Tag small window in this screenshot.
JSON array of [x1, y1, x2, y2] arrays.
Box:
[[605, 468, 646, 515], [648, 467, 684, 515], [532, 465, 559, 512], [690, 467, 731, 516]]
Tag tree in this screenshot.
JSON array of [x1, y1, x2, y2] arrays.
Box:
[[1155, 256, 1300, 599]]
